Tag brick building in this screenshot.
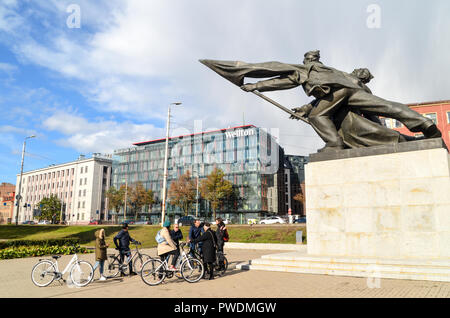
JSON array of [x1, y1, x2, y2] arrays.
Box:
[[381, 100, 450, 148], [0, 183, 15, 224]]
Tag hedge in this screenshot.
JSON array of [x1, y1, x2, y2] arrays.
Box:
[[0, 238, 80, 250], [0, 244, 91, 260]]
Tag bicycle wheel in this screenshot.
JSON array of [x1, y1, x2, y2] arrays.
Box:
[[31, 260, 57, 287], [181, 258, 204, 283], [133, 254, 153, 274], [140, 258, 166, 286], [104, 257, 120, 278], [216, 255, 228, 277], [70, 261, 94, 287]]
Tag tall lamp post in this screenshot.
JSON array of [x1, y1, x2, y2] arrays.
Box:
[[161, 102, 182, 226], [15, 135, 36, 226], [193, 169, 200, 218]]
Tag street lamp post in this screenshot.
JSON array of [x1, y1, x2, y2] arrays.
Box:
[[193, 169, 199, 218], [161, 102, 182, 226], [15, 135, 36, 226]]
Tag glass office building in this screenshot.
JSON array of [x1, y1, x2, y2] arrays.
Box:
[[112, 125, 286, 224]]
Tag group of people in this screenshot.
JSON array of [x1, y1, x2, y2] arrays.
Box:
[[92, 217, 229, 281]]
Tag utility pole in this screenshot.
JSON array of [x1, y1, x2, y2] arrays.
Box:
[[194, 169, 199, 218], [124, 179, 127, 223], [15, 135, 35, 226], [161, 102, 182, 226]]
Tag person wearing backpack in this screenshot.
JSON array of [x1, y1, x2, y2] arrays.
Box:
[[157, 220, 178, 270], [188, 222, 217, 280], [215, 217, 229, 253]]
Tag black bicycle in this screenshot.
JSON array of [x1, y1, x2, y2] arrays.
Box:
[[104, 241, 151, 277], [190, 244, 228, 277]]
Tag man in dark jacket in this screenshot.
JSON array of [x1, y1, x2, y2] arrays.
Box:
[[189, 219, 204, 255], [188, 222, 217, 280], [170, 223, 183, 250], [113, 223, 137, 277]]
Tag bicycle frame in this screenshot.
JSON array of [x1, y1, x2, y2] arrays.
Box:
[[52, 254, 79, 276]]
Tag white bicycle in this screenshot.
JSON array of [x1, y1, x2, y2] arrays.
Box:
[[31, 254, 94, 287]]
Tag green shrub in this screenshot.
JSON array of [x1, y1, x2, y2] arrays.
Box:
[[0, 244, 91, 260], [0, 238, 80, 249]]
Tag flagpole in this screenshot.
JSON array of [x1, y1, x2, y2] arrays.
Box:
[[251, 91, 309, 124]]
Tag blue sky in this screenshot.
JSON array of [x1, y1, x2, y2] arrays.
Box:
[[1, 0, 450, 184]]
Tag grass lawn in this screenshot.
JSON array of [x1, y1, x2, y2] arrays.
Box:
[[0, 224, 306, 248]]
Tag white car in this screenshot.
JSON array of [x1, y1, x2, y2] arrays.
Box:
[[259, 216, 286, 225], [38, 220, 51, 225]]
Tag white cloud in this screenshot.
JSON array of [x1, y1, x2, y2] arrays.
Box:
[[43, 111, 164, 153]]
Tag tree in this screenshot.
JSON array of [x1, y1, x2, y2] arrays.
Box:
[[106, 186, 125, 217], [168, 171, 197, 216], [128, 182, 154, 221], [200, 168, 233, 220], [38, 195, 61, 222]]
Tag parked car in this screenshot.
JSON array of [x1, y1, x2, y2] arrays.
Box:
[[37, 220, 51, 225], [22, 220, 35, 225], [122, 220, 135, 225], [259, 216, 286, 225], [177, 215, 196, 226], [134, 220, 151, 225], [294, 217, 307, 224], [88, 220, 102, 225], [223, 218, 231, 225]]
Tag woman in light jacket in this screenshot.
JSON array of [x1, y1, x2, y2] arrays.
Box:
[[157, 220, 179, 270]]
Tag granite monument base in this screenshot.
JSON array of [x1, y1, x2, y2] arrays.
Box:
[[238, 139, 450, 282]]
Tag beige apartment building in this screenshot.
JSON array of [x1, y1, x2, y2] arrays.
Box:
[[14, 154, 112, 225]]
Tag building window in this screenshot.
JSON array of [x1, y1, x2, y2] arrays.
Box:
[[424, 113, 438, 124], [447, 111, 450, 124], [81, 167, 83, 174], [85, 166, 88, 173], [84, 178, 87, 185], [82, 201, 85, 208], [83, 189, 86, 197], [80, 179, 83, 186], [79, 190, 82, 197], [78, 202, 80, 208]]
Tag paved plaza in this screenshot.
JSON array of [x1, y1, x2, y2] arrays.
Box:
[[0, 248, 449, 298]]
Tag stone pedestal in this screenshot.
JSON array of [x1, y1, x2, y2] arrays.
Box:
[[306, 142, 450, 259], [238, 139, 450, 282]]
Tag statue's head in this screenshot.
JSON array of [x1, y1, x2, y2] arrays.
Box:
[[303, 50, 320, 64], [351, 68, 374, 84]]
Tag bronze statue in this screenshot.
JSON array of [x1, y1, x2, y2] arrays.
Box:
[[200, 50, 441, 152]]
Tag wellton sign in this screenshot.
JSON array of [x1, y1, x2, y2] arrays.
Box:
[[225, 128, 256, 139]]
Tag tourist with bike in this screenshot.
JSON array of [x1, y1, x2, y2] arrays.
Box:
[[170, 223, 183, 250], [113, 223, 138, 277], [157, 220, 179, 271], [188, 222, 217, 280], [93, 228, 108, 281], [188, 219, 204, 256]]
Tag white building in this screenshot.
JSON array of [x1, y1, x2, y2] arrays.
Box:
[[14, 154, 112, 225]]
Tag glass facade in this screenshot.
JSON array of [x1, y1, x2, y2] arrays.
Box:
[[112, 125, 283, 224]]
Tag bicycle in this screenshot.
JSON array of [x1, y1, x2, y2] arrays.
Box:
[[104, 241, 151, 277], [31, 253, 93, 287], [190, 244, 228, 277], [140, 243, 204, 286]]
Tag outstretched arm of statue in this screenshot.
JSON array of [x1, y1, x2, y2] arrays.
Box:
[[241, 71, 301, 92], [289, 103, 313, 124]]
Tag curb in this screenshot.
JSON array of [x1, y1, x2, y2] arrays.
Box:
[[225, 242, 307, 251]]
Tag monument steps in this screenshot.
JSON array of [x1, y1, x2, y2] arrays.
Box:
[[237, 252, 450, 282]]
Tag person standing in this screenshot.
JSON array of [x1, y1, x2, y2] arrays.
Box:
[[188, 222, 217, 280], [189, 219, 204, 255], [158, 220, 179, 270], [93, 228, 108, 281], [113, 223, 138, 277], [215, 217, 229, 253]]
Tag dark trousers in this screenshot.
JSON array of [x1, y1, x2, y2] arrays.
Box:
[[308, 88, 433, 147], [204, 262, 214, 279], [119, 249, 133, 274]]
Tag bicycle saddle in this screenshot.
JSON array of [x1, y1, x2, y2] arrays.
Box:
[[52, 255, 61, 259]]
